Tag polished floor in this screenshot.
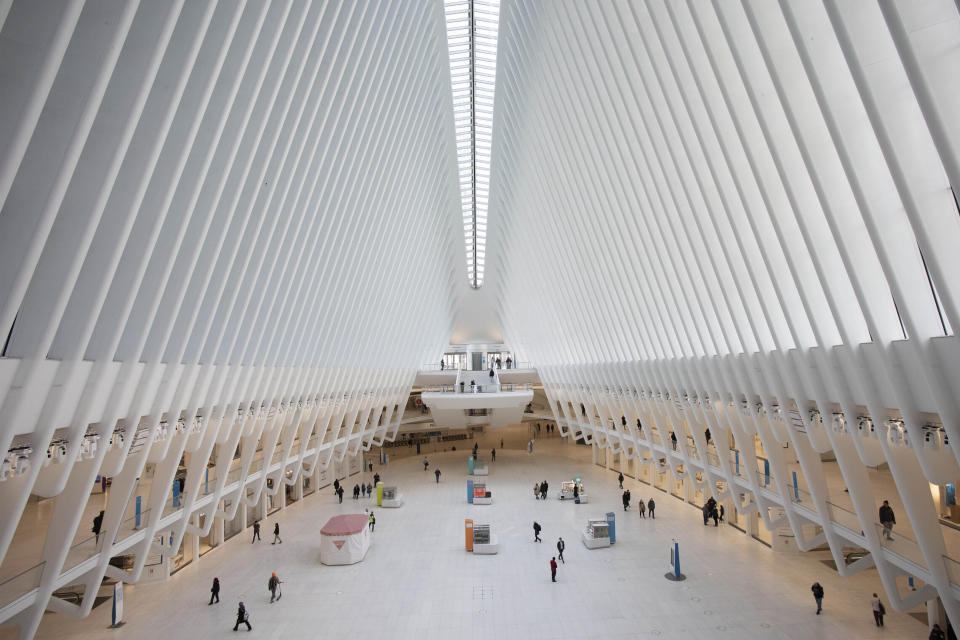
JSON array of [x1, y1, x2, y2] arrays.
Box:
[[16, 438, 928, 639]]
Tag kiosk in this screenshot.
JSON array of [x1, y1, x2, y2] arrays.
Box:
[[557, 478, 588, 502], [472, 458, 488, 476], [581, 518, 611, 549], [464, 519, 499, 554], [320, 514, 371, 565], [379, 485, 404, 508], [467, 479, 492, 504]]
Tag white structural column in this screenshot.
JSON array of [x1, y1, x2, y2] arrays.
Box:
[[0, 2, 461, 638], [486, 0, 960, 630]]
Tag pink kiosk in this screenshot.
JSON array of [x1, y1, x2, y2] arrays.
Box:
[[320, 514, 371, 565]]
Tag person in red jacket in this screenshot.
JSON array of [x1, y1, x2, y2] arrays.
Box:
[[550, 557, 558, 582]]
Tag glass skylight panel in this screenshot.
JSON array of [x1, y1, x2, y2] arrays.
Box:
[[445, 0, 499, 288]]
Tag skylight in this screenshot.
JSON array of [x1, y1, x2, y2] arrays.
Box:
[[444, 0, 499, 289]]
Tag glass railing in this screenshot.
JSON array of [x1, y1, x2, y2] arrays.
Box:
[[943, 555, 960, 586], [874, 523, 926, 569], [825, 500, 863, 536], [115, 508, 152, 542], [0, 562, 45, 608], [63, 533, 99, 572]]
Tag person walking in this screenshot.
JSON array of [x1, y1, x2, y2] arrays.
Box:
[[573, 484, 579, 502], [500, 438, 504, 449], [366, 482, 372, 497], [647, 498, 656, 519], [423, 457, 429, 472], [369, 512, 375, 531], [618, 472, 624, 489], [533, 521, 542, 542], [871, 593, 885, 627], [491, 449, 496, 461], [272, 522, 282, 545], [209, 577, 220, 605], [233, 602, 252, 631], [361, 483, 366, 498], [252, 521, 261, 543], [434, 468, 441, 483], [268, 572, 282, 603], [541, 480, 549, 500], [534, 483, 541, 500], [879, 500, 896, 541], [622, 489, 631, 512], [929, 623, 946, 640], [337, 486, 344, 503], [92, 510, 104, 544], [670, 432, 677, 450], [638, 498, 646, 518], [557, 537, 565, 563], [719, 503, 725, 523], [550, 557, 558, 582], [373, 472, 380, 485], [353, 484, 360, 500], [333, 478, 340, 495], [811, 582, 824, 614]]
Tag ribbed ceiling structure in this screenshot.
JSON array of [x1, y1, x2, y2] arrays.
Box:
[[488, 0, 960, 628], [3, 0, 960, 637], [0, 2, 458, 637]]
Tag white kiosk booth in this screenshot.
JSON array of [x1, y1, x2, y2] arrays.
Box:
[[465, 519, 499, 554], [320, 514, 371, 565], [558, 479, 589, 503], [379, 486, 404, 508], [581, 518, 611, 549]]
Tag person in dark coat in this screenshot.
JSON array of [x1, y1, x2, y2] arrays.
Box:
[[233, 602, 252, 631], [361, 483, 366, 498], [268, 572, 282, 603], [353, 484, 360, 500], [647, 498, 656, 519], [209, 577, 220, 605], [366, 482, 372, 496], [879, 500, 896, 540], [533, 521, 542, 542], [252, 520, 261, 543], [272, 522, 282, 544], [540, 480, 548, 500], [929, 623, 945, 640], [92, 511, 104, 544], [550, 557, 558, 582], [491, 449, 496, 461], [618, 472, 624, 489], [811, 582, 824, 614], [622, 489, 631, 511], [337, 486, 344, 503], [435, 468, 441, 483], [557, 537, 565, 563], [333, 478, 340, 495]]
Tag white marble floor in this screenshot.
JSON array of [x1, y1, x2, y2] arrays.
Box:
[[18, 440, 929, 640]]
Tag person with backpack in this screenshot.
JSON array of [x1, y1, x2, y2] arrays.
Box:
[[647, 497, 656, 519], [871, 593, 885, 627], [811, 582, 824, 614], [209, 577, 220, 605], [272, 522, 282, 545], [268, 573, 282, 603], [533, 521, 542, 542], [233, 602, 252, 631], [252, 520, 261, 543]]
